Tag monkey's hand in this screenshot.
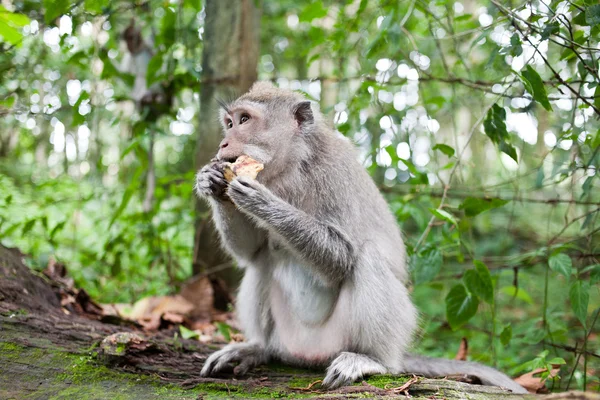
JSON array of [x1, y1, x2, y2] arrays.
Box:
[[227, 176, 274, 212], [195, 161, 228, 200], [200, 343, 268, 377]]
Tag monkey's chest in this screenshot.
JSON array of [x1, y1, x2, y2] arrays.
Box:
[[269, 260, 346, 363], [270, 261, 337, 325]]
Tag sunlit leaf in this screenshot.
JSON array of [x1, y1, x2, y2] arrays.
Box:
[[299, 1, 328, 22], [432, 143, 455, 157], [500, 286, 533, 304], [429, 208, 458, 226], [548, 253, 572, 278], [215, 322, 231, 342], [179, 325, 200, 340]]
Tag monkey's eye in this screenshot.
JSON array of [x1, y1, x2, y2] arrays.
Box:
[[226, 119, 233, 129], [240, 114, 250, 124]]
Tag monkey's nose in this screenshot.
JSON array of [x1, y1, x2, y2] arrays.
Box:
[[220, 141, 229, 149]]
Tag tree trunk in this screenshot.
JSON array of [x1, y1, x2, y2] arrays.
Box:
[[192, 0, 261, 289]]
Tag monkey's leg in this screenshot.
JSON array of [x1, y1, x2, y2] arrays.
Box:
[[322, 352, 387, 389], [200, 343, 268, 377]]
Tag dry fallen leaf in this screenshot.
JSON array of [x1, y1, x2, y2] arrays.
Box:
[[514, 367, 560, 393], [455, 337, 468, 361]]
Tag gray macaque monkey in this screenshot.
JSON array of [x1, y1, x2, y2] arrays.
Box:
[[195, 82, 526, 393]]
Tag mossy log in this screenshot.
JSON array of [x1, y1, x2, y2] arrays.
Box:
[[1, 245, 597, 400]]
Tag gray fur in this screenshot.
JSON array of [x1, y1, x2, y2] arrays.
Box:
[[195, 82, 527, 394]]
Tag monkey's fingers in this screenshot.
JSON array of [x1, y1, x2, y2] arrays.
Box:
[[200, 351, 230, 376], [232, 356, 260, 376]]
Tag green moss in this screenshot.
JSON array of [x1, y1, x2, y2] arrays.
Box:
[[0, 308, 28, 317], [288, 375, 321, 389], [363, 374, 411, 388]]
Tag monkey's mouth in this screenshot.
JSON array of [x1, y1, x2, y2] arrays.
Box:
[[217, 156, 238, 163]]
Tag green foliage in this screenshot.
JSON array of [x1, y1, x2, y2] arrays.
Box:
[[0, 6, 29, 45], [0, 0, 599, 392], [569, 281, 589, 327], [464, 261, 494, 305], [549, 253, 573, 278], [521, 65, 553, 111], [411, 246, 443, 285], [483, 104, 518, 162], [459, 197, 510, 217], [446, 284, 479, 330]]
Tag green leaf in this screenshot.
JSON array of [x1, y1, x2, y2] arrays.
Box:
[[50, 221, 66, 240], [109, 167, 144, 228], [411, 247, 443, 285], [0, 94, 16, 108], [100, 50, 119, 79], [483, 104, 518, 162], [500, 285, 533, 304], [215, 322, 231, 342], [500, 324, 512, 346], [299, 1, 328, 22], [521, 65, 553, 111], [585, 4, 600, 26], [43, 0, 70, 25], [548, 357, 566, 365], [446, 284, 479, 330], [146, 52, 164, 87], [569, 281, 589, 327], [463, 260, 494, 304], [84, 0, 104, 14], [548, 253, 572, 278], [510, 33, 523, 57], [21, 219, 36, 235], [540, 22, 559, 40], [459, 197, 509, 217], [581, 264, 600, 284], [429, 208, 458, 226], [179, 325, 200, 340], [0, 19, 22, 46], [594, 85, 600, 111], [0, 7, 30, 27], [432, 144, 455, 157]]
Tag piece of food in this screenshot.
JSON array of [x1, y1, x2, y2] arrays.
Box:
[[223, 155, 264, 182]]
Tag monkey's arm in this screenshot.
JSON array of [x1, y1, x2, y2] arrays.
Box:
[[210, 198, 267, 264], [228, 177, 356, 283], [196, 162, 267, 264]]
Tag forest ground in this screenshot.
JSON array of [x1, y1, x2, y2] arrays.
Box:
[[0, 244, 597, 400]]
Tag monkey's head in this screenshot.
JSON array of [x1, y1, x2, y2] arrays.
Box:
[[216, 82, 315, 182]]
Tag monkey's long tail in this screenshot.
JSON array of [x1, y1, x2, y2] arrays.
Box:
[[402, 353, 528, 394]]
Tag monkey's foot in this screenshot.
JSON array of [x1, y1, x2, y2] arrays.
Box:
[[200, 343, 267, 377], [322, 352, 387, 389]]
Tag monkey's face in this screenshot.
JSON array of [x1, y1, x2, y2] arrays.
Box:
[[216, 101, 296, 170]]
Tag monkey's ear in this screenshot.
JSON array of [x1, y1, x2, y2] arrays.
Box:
[[293, 101, 314, 127]]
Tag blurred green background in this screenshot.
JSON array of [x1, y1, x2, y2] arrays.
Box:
[[0, 0, 598, 392]]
